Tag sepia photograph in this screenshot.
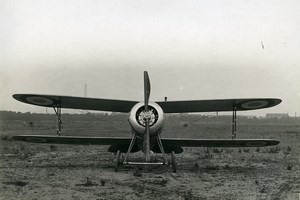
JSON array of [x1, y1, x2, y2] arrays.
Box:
[[1, 0, 300, 199]]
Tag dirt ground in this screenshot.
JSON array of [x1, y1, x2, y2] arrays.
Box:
[[0, 115, 300, 199]]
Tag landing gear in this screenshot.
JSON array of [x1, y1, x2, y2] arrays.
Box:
[[117, 133, 176, 172], [170, 151, 177, 173], [157, 135, 167, 165], [114, 150, 121, 172], [123, 134, 136, 164]]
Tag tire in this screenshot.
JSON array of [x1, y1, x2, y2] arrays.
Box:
[[171, 151, 177, 173], [114, 150, 121, 172]]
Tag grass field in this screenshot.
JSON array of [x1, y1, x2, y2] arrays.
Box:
[[0, 112, 299, 199]]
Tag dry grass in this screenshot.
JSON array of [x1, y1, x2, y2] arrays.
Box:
[[0, 117, 300, 199]]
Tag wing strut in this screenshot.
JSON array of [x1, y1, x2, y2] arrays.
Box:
[[53, 107, 62, 136], [232, 104, 237, 139]]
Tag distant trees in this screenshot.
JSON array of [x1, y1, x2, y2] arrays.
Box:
[[0, 111, 298, 125], [165, 114, 299, 125], [0, 111, 127, 122]]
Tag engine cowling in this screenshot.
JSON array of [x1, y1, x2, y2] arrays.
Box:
[[128, 102, 165, 136]]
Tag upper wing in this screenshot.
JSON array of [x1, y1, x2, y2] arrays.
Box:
[[161, 138, 280, 147], [13, 135, 132, 145], [156, 98, 281, 113], [13, 94, 138, 113], [13, 95, 281, 113]]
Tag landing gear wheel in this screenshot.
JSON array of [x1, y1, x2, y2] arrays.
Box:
[[171, 151, 177, 173], [114, 150, 121, 172]]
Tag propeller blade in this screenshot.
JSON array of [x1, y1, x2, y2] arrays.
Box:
[[143, 119, 151, 162], [143, 71, 151, 162], [144, 71, 151, 111]]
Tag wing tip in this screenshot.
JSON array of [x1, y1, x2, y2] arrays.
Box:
[[12, 94, 60, 107], [12, 94, 21, 100], [237, 98, 282, 110]]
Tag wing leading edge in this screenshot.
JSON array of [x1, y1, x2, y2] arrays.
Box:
[[13, 94, 138, 113], [161, 138, 279, 147], [157, 98, 282, 113], [13, 135, 132, 145], [13, 135, 279, 147]]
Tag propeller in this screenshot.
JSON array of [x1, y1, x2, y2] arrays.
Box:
[[143, 71, 151, 162]]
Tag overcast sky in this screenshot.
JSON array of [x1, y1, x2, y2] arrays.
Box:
[[1, 0, 299, 116]]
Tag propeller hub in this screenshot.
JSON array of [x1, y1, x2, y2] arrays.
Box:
[[136, 105, 158, 127], [142, 112, 151, 120]]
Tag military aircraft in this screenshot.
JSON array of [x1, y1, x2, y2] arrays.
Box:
[[13, 71, 281, 172]]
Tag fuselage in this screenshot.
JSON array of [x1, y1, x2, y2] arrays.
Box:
[[128, 101, 165, 151]]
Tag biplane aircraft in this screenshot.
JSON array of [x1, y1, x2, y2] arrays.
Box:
[[13, 71, 281, 172]]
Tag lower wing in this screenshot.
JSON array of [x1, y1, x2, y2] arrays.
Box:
[[161, 138, 279, 147], [13, 135, 279, 147], [13, 135, 131, 145]]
